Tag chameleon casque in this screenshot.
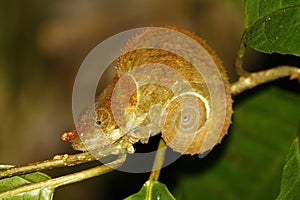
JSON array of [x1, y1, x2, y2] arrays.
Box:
[[61, 26, 233, 157]]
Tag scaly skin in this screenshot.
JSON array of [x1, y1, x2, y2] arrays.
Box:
[[61, 26, 233, 155]]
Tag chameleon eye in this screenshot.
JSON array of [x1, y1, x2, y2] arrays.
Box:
[[95, 120, 102, 126]]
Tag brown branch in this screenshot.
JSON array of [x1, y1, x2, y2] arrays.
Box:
[[0, 152, 95, 178], [231, 66, 300, 95]]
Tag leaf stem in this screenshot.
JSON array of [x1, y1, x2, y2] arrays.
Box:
[[231, 65, 300, 95], [0, 152, 95, 178], [235, 32, 251, 77], [0, 154, 126, 199]]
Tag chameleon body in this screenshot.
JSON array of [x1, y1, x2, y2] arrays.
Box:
[[61, 26, 232, 155]]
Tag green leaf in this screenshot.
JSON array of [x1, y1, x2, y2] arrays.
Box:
[[124, 181, 175, 200], [244, 0, 300, 56], [276, 137, 300, 200], [0, 172, 54, 200], [174, 87, 300, 199]]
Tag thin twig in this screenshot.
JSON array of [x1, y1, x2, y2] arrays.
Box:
[[148, 139, 167, 182], [0, 152, 95, 178], [231, 65, 300, 95], [0, 154, 126, 199], [146, 139, 167, 200]]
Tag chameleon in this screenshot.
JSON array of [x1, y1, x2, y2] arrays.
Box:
[[61, 26, 232, 156]]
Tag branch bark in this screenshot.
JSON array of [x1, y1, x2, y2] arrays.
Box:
[[231, 66, 300, 95], [0, 152, 95, 178]]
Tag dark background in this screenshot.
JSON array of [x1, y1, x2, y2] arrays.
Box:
[[0, 0, 299, 199]]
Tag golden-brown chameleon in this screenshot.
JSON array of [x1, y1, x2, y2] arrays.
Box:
[[61, 26, 232, 155]]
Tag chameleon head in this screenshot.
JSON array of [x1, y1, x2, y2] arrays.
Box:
[[61, 97, 137, 155]]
